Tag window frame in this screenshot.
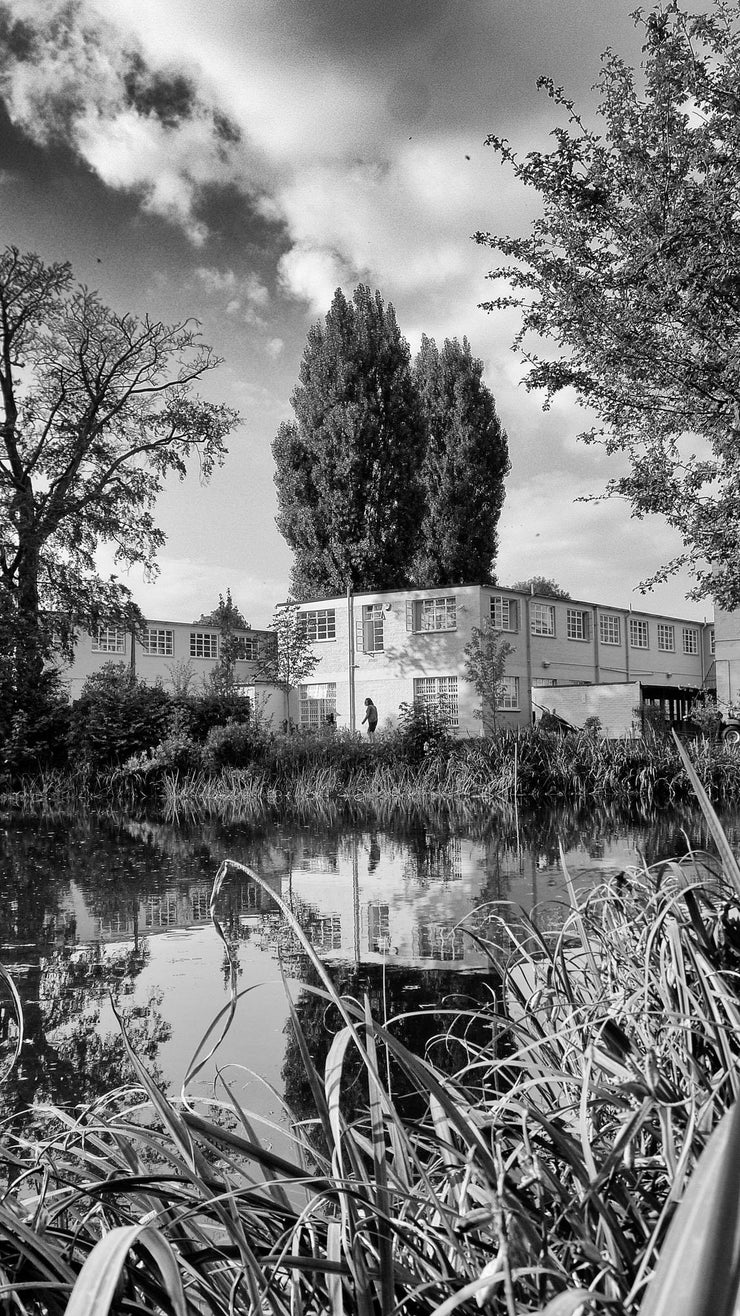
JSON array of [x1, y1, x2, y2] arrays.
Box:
[[566, 608, 590, 642], [417, 596, 457, 633], [302, 608, 336, 642], [142, 626, 174, 657], [682, 626, 699, 656], [629, 618, 649, 649], [92, 625, 126, 654], [530, 603, 555, 637], [490, 595, 518, 632], [189, 630, 219, 660], [413, 675, 459, 726], [299, 682, 337, 728], [657, 623, 675, 653], [498, 675, 520, 710], [357, 603, 384, 653], [599, 613, 621, 646]]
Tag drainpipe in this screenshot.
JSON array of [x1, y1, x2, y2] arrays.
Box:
[[347, 584, 356, 732]]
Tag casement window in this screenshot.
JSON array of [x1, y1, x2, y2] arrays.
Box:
[[299, 682, 337, 728], [530, 603, 555, 637], [190, 630, 219, 659], [191, 889, 210, 921], [413, 675, 459, 725], [407, 596, 457, 632], [356, 603, 384, 653], [599, 613, 621, 646], [368, 903, 390, 953], [710, 629, 715, 655], [142, 627, 174, 656], [490, 595, 518, 632], [418, 921, 466, 961], [301, 608, 336, 641], [566, 608, 590, 641], [657, 624, 675, 653], [232, 634, 261, 660], [629, 618, 649, 649], [498, 676, 520, 710], [682, 627, 699, 655], [92, 626, 126, 654]]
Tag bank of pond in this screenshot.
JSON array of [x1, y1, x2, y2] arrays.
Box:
[[6, 721, 740, 815]]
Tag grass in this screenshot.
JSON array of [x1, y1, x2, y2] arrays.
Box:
[[3, 737, 740, 1311]]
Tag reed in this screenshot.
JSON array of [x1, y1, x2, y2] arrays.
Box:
[[2, 741, 740, 1312]]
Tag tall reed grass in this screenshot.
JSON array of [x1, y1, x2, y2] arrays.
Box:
[[3, 736, 740, 1312]]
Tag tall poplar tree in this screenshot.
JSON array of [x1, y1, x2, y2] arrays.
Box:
[[272, 286, 426, 599], [412, 335, 509, 587]]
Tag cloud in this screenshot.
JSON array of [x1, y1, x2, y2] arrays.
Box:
[[195, 266, 270, 320], [0, 0, 261, 242]]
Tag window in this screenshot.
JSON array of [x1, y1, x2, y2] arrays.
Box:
[[311, 916, 342, 952], [599, 613, 621, 646], [567, 608, 590, 641], [191, 889, 210, 921], [413, 676, 459, 726], [532, 677, 558, 688], [657, 624, 675, 653], [498, 676, 520, 710], [417, 921, 466, 961], [368, 903, 390, 954], [190, 630, 219, 659], [232, 635, 261, 660], [683, 626, 699, 655], [531, 603, 555, 636], [356, 604, 384, 653], [142, 627, 173, 656], [629, 618, 649, 649], [92, 626, 125, 654], [408, 596, 457, 632], [299, 682, 337, 728], [490, 595, 518, 632], [302, 609, 336, 641], [710, 629, 715, 655]]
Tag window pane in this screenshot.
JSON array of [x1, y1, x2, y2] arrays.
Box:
[[303, 609, 336, 641], [599, 614, 621, 645], [657, 624, 675, 652], [92, 626, 125, 653], [683, 627, 698, 655], [531, 604, 555, 636], [418, 597, 456, 631], [413, 675, 458, 725], [143, 627, 173, 656], [490, 596, 517, 631], [190, 631, 219, 659]]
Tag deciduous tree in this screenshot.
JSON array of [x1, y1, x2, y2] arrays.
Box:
[[511, 576, 571, 599], [0, 247, 239, 703], [478, 0, 740, 605], [412, 335, 509, 587], [463, 622, 514, 733], [272, 286, 426, 599], [256, 601, 318, 730]]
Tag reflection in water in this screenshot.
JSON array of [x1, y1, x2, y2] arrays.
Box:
[[0, 799, 728, 1119]]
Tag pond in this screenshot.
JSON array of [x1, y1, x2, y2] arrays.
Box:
[[0, 799, 732, 1129]]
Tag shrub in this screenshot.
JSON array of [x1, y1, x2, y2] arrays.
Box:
[[68, 663, 172, 769], [394, 699, 454, 762], [203, 719, 267, 770]]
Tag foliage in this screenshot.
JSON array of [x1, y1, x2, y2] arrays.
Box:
[[203, 719, 268, 770], [395, 698, 455, 762], [463, 621, 515, 731], [479, 1, 740, 605], [0, 663, 70, 784], [256, 600, 318, 725], [411, 334, 509, 586], [195, 589, 253, 695], [68, 663, 171, 769], [510, 575, 571, 598], [7, 804, 740, 1312], [0, 246, 239, 703], [272, 285, 428, 598]]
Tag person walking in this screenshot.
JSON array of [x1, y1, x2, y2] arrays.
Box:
[[361, 697, 378, 737]]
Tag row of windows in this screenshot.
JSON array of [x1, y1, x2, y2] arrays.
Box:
[[298, 674, 523, 726], [91, 627, 263, 660], [302, 599, 709, 658], [490, 597, 705, 653]]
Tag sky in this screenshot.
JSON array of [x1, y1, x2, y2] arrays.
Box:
[[0, 0, 711, 627]]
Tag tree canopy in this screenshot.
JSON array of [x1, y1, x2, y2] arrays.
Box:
[[412, 335, 509, 587], [478, 0, 740, 606], [0, 246, 239, 699], [273, 286, 426, 600], [511, 576, 571, 599], [273, 286, 509, 599]]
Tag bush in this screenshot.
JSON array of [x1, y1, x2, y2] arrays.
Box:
[[68, 663, 172, 769], [394, 700, 454, 763], [203, 719, 267, 770]]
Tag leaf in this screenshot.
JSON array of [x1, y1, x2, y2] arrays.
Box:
[[671, 731, 740, 897], [64, 1224, 187, 1316], [637, 1098, 740, 1316]]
